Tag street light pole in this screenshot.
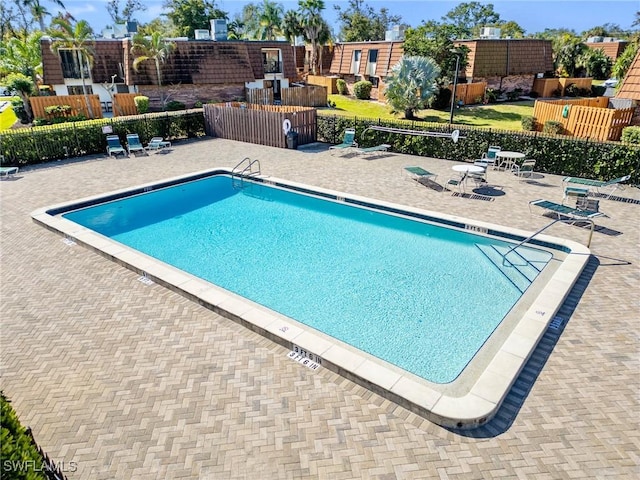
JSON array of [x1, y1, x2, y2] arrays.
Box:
[[449, 54, 460, 124]]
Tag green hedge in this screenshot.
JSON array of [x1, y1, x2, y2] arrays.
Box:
[[0, 110, 206, 166], [317, 114, 640, 183], [1, 392, 48, 480]]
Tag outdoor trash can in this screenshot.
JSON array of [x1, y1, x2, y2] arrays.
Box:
[[286, 130, 298, 149]]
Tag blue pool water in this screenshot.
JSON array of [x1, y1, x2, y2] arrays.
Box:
[[64, 174, 551, 383]]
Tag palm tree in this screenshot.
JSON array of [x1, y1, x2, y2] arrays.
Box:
[[384, 55, 441, 120], [297, 0, 325, 75], [22, 0, 68, 31], [282, 10, 302, 68], [0, 30, 43, 86], [258, 0, 284, 40], [131, 32, 176, 87], [48, 17, 96, 118]]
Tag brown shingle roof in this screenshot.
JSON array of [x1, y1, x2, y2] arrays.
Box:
[[455, 39, 553, 77], [615, 50, 640, 101], [585, 41, 629, 61], [329, 41, 404, 77]]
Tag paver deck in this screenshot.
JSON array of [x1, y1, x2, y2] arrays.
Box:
[[1, 138, 638, 479]]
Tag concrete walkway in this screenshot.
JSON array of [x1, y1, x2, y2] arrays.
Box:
[[1, 138, 638, 479]]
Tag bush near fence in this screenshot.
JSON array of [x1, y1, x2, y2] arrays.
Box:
[[316, 113, 639, 184], [0, 110, 205, 165]]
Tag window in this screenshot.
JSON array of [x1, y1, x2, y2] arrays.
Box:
[[368, 76, 379, 88], [366, 49, 378, 76], [262, 50, 281, 74], [59, 49, 90, 79], [351, 50, 361, 75], [67, 85, 93, 95]]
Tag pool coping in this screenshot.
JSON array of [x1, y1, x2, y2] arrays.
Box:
[[31, 168, 591, 429]]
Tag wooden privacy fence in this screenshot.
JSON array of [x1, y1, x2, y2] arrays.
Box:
[[246, 86, 327, 107], [203, 103, 316, 148], [533, 97, 633, 141], [113, 93, 139, 116], [246, 88, 273, 105], [29, 94, 102, 119], [281, 86, 327, 107], [307, 75, 339, 94], [450, 82, 487, 105], [532, 77, 593, 97]]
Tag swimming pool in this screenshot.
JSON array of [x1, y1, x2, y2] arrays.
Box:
[[33, 169, 590, 428]]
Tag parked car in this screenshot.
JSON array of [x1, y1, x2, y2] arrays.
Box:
[[603, 78, 619, 88]]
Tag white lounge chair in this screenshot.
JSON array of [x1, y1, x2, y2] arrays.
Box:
[[145, 137, 172, 151], [0, 166, 19, 179]]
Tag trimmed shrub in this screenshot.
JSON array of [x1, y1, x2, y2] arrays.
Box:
[[134, 96, 149, 114], [521, 116, 537, 131], [621, 126, 640, 144], [165, 100, 186, 111], [1, 392, 48, 479], [353, 80, 372, 100], [484, 88, 501, 103], [336, 78, 348, 95], [543, 120, 564, 135]]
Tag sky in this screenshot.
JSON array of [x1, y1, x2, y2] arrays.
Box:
[[56, 0, 639, 38]]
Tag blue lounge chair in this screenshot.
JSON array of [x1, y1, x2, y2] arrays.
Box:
[[126, 133, 149, 156], [106, 135, 126, 158], [529, 199, 604, 220], [329, 128, 356, 153], [562, 174, 630, 198], [145, 137, 171, 152]]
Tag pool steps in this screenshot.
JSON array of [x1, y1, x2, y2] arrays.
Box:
[[476, 244, 551, 293]]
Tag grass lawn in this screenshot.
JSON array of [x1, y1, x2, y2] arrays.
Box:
[[321, 94, 534, 131]]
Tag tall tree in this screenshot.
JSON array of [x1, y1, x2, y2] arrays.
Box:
[[334, 0, 402, 42], [442, 1, 500, 39], [21, 0, 68, 31], [297, 0, 325, 75], [47, 17, 95, 118], [132, 30, 175, 91], [282, 9, 303, 67], [258, 0, 284, 40], [106, 0, 147, 24], [403, 21, 468, 83], [611, 42, 639, 82], [384, 55, 440, 120], [163, 0, 228, 39], [498, 20, 525, 39], [578, 48, 612, 79], [553, 33, 586, 76], [0, 72, 36, 121]]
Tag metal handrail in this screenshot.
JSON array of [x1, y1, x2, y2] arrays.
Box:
[[231, 157, 261, 189], [503, 217, 595, 265]]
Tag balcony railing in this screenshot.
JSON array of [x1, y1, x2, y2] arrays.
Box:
[[263, 61, 282, 74]]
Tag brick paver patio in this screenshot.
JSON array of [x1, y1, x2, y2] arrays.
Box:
[[1, 138, 638, 479]]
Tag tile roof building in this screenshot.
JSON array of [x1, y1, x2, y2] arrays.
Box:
[[327, 39, 553, 99], [41, 36, 297, 112]]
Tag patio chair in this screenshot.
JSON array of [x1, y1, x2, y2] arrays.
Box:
[[126, 133, 149, 156], [145, 137, 172, 152], [106, 135, 126, 158], [444, 172, 467, 194], [404, 166, 438, 187], [467, 159, 489, 186], [329, 128, 356, 153], [562, 174, 630, 198], [355, 143, 391, 156], [514, 159, 536, 179], [482, 145, 501, 169], [0, 166, 19, 179], [529, 199, 604, 221]]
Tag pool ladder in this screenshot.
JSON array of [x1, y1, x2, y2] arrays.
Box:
[[231, 157, 261, 190]]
